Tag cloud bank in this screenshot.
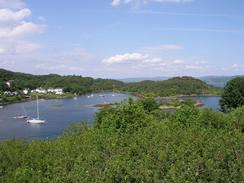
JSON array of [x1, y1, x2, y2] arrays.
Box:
[[0, 0, 46, 56]]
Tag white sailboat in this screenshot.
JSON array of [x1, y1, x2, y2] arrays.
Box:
[[27, 96, 45, 124]]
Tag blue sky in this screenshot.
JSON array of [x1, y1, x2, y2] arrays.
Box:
[[0, 0, 244, 78]]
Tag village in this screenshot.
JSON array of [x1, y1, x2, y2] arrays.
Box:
[[1, 81, 64, 96], [0, 80, 66, 105]]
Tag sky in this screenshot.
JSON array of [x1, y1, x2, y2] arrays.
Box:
[[0, 0, 244, 78]]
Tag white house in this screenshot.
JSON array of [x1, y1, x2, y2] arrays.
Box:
[[35, 88, 47, 94], [6, 82, 10, 87], [22, 89, 29, 95], [4, 91, 11, 95], [4, 91, 18, 96], [5, 80, 14, 88], [47, 88, 63, 95]]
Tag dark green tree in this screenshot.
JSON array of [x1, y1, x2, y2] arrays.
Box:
[[220, 77, 244, 112], [140, 98, 159, 112]]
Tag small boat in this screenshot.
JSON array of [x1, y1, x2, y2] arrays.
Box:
[[27, 118, 45, 124], [13, 115, 28, 119], [27, 96, 46, 124], [73, 97, 78, 100], [87, 94, 94, 98], [0, 106, 3, 109], [13, 105, 28, 119]]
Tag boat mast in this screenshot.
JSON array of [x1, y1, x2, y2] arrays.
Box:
[[37, 95, 39, 120]]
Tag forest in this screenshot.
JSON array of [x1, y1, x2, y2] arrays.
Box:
[[0, 98, 244, 182], [121, 76, 221, 97], [0, 69, 124, 95], [0, 69, 221, 98]]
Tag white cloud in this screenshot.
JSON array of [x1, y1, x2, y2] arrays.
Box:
[[194, 60, 208, 66], [102, 53, 149, 64], [232, 64, 239, 68], [0, 40, 41, 55], [29, 47, 97, 75], [0, 45, 99, 75], [0, 48, 5, 54], [0, 0, 46, 59], [184, 65, 202, 70], [111, 0, 193, 6], [0, 8, 31, 22], [231, 64, 244, 69], [15, 42, 41, 54], [111, 0, 121, 6], [0, 22, 46, 39], [103, 44, 184, 65], [0, 0, 48, 76], [102, 49, 212, 77], [142, 57, 162, 64], [173, 59, 184, 64]]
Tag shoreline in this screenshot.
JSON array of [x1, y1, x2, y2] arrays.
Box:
[[0, 94, 76, 106], [0, 91, 130, 106], [156, 94, 221, 99], [0, 92, 221, 106]]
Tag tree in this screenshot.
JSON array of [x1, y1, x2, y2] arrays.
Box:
[[220, 77, 244, 112], [140, 98, 159, 112]]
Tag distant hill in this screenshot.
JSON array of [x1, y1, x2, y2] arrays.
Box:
[[199, 76, 244, 88], [121, 76, 221, 97], [0, 69, 124, 95], [119, 77, 168, 83], [119, 75, 244, 88], [0, 69, 222, 97]]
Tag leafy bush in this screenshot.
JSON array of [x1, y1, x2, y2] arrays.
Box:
[[199, 109, 229, 129], [228, 106, 244, 132], [220, 77, 244, 112], [0, 100, 243, 182]]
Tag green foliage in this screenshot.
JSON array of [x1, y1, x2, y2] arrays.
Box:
[[0, 69, 124, 95], [122, 76, 221, 97], [199, 109, 229, 129], [173, 106, 200, 128], [0, 100, 244, 182], [220, 77, 244, 112], [0, 69, 221, 98], [228, 106, 244, 132], [140, 98, 159, 112], [95, 98, 153, 133]]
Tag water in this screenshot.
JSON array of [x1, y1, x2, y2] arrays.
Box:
[[0, 94, 221, 141], [0, 93, 132, 141], [179, 96, 221, 110]]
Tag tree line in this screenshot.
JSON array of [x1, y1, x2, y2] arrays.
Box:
[[0, 69, 221, 97]]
